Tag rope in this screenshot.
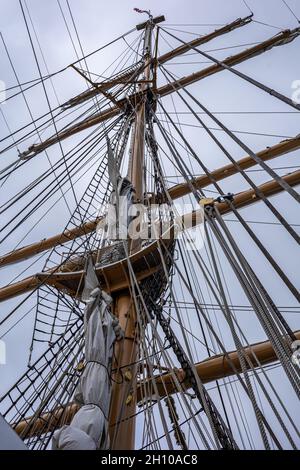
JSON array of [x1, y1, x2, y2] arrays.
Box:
[[157, 68, 300, 302], [242, 0, 253, 15], [148, 114, 268, 448], [281, 0, 300, 23], [19, 0, 79, 211], [158, 66, 300, 245], [151, 95, 298, 445]]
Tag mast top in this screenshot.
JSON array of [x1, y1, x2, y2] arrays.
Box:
[[135, 13, 165, 31]]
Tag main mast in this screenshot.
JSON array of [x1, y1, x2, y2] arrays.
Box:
[[109, 12, 156, 450]]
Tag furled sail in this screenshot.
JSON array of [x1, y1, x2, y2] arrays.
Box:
[[52, 259, 122, 450], [105, 139, 134, 241]]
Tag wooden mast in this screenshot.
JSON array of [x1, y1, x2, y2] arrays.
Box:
[[108, 14, 156, 450]]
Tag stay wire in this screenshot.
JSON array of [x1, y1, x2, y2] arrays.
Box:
[[281, 0, 300, 23], [157, 69, 300, 301], [159, 65, 300, 243], [19, 0, 71, 214], [242, 0, 253, 15], [155, 109, 298, 340], [19, 0, 80, 212]]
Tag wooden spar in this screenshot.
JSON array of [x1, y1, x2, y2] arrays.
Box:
[[157, 15, 252, 64], [0, 217, 103, 267], [152, 26, 159, 92], [0, 275, 42, 302], [157, 27, 300, 97], [13, 329, 300, 439], [136, 15, 166, 31], [187, 169, 300, 224], [0, 169, 299, 303], [169, 136, 300, 199], [13, 403, 79, 439], [140, 330, 300, 400], [2, 137, 300, 268], [61, 15, 252, 110], [19, 27, 300, 159], [207, 169, 300, 216]]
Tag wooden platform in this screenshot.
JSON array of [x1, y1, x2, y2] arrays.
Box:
[[0, 238, 174, 302]]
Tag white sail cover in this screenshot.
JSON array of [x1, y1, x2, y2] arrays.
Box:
[[52, 260, 121, 450], [106, 138, 134, 240]]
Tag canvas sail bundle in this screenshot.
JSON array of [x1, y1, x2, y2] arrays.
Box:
[[52, 261, 122, 450]]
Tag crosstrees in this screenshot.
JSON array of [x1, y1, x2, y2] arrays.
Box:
[[62, 15, 253, 109]]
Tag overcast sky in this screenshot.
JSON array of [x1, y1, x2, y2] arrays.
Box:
[[0, 0, 299, 449]]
